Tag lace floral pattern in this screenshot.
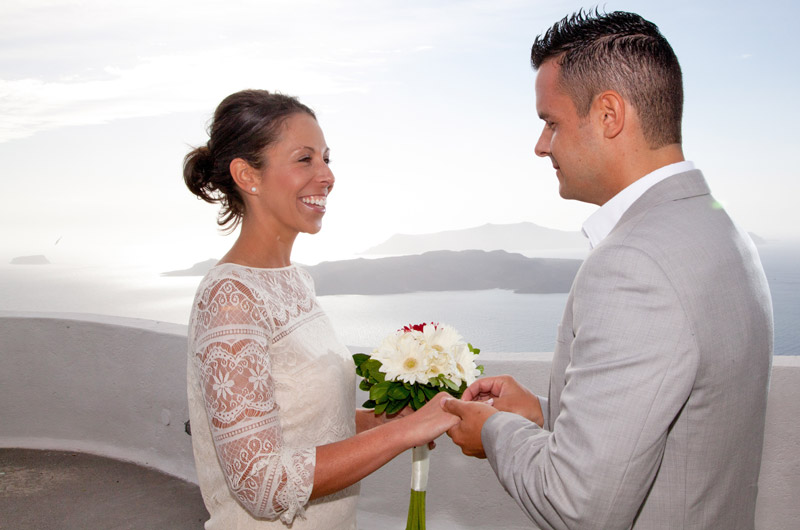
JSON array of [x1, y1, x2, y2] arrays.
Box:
[[188, 264, 358, 528]]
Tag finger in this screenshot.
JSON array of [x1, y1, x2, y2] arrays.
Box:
[[428, 391, 452, 405], [463, 376, 509, 401], [438, 407, 461, 429], [445, 422, 461, 441], [441, 397, 466, 418], [462, 377, 497, 401]]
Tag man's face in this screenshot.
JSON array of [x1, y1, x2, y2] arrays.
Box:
[[534, 60, 604, 205]]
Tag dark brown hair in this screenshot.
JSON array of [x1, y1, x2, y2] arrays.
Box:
[[183, 89, 316, 231], [531, 9, 683, 148]]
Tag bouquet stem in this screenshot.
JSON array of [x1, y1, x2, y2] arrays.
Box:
[[406, 445, 430, 530]]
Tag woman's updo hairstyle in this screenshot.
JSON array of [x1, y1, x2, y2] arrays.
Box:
[[183, 89, 316, 231]]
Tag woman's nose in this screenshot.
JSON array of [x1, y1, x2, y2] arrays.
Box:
[[319, 162, 335, 188]]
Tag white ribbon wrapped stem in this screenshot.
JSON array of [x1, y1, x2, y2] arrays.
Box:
[[410, 445, 430, 492]]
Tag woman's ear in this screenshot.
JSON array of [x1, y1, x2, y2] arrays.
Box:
[[230, 158, 260, 195], [595, 90, 625, 139]]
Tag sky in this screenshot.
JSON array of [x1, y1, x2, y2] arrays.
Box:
[[1, 0, 798, 270]]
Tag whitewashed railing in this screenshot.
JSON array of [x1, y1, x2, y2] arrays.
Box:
[[1, 312, 797, 529]]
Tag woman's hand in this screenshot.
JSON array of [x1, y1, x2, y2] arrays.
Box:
[[398, 392, 461, 449], [357, 403, 449, 448], [355, 406, 414, 433]]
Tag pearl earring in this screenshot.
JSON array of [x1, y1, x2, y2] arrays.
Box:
[[251, 187, 257, 193]]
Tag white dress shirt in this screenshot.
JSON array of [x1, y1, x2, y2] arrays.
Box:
[[582, 161, 696, 248]]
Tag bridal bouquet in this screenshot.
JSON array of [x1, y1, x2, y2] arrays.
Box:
[[353, 322, 483, 530]]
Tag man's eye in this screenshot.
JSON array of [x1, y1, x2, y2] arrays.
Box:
[[324, 157, 331, 165]]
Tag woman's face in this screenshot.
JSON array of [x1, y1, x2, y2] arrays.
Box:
[[256, 112, 334, 237]]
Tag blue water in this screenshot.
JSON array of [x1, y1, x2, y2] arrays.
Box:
[[1, 243, 797, 354], [319, 242, 800, 355], [758, 243, 800, 355], [318, 289, 568, 353]]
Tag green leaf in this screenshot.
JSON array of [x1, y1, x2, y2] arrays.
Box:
[[374, 401, 388, 415], [476, 364, 485, 375], [361, 399, 376, 409], [388, 384, 410, 400], [386, 398, 408, 415], [468, 343, 480, 355], [363, 359, 386, 383], [352, 353, 370, 367], [441, 377, 460, 391], [412, 389, 426, 410], [370, 381, 391, 403], [421, 385, 438, 401], [359, 380, 372, 391]]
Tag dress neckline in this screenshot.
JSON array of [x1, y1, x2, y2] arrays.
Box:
[[212, 261, 298, 273]]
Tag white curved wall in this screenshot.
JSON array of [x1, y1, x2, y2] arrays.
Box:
[[1, 312, 797, 528], [0, 311, 197, 482]]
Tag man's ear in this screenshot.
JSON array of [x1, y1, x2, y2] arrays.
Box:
[[595, 90, 625, 139], [230, 158, 260, 195]]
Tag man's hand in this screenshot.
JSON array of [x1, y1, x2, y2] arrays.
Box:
[[400, 392, 461, 449], [462, 375, 543, 427], [441, 398, 498, 458]]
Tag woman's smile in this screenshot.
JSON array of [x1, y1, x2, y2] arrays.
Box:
[[300, 194, 327, 212]]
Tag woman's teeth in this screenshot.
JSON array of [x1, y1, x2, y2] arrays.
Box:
[[301, 196, 327, 207]]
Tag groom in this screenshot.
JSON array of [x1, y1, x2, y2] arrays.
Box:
[[442, 9, 773, 530]]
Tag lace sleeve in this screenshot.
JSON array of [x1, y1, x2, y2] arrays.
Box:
[[191, 277, 315, 523]]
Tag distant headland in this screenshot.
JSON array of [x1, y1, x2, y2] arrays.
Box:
[[160, 222, 768, 295], [162, 250, 583, 295], [10, 255, 50, 265]]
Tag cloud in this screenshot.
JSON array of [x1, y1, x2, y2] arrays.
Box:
[[1, 0, 513, 142], [0, 46, 369, 142]]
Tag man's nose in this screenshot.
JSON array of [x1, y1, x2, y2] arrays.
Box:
[[534, 130, 549, 158]]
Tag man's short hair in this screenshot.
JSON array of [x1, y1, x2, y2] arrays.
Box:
[[531, 9, 683, 148]]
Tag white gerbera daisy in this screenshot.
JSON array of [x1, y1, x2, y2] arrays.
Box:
[[453, 343, 481, 386], [374, 330, 430, 385], [421, 323, 464, 354]]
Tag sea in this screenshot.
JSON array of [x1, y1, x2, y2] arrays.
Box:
[[1, 243, 798, 355]]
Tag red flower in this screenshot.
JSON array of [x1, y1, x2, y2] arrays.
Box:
[[401, 322, 438, 333]]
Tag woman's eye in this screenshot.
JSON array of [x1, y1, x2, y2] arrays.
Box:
[[324, 157, 331, 165]]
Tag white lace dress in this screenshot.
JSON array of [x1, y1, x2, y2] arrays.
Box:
[[187, 263, 359, 529]]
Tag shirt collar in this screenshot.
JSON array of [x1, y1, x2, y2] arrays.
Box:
[[582, 160, 696, 248]]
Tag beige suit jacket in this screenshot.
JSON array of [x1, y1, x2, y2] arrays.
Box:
[[482, 170, 773, 529]]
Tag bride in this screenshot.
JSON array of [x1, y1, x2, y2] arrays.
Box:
[[183, 89, 457, 529]]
